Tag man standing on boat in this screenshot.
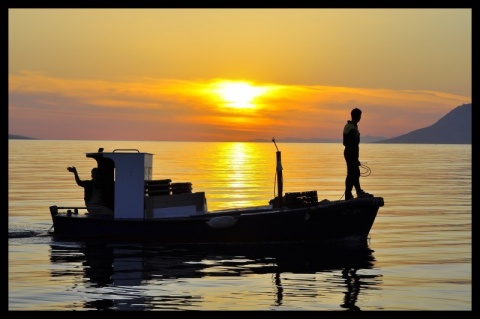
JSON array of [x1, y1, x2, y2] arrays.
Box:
[[343, 108, 370, 200], [67, 166, 113, 216]]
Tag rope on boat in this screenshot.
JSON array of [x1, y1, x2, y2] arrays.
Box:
[[360, 162, 371, 177]]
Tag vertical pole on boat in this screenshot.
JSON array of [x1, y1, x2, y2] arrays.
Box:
[[272, 138, 283, 207]]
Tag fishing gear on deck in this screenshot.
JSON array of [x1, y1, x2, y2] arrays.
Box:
[[360, 162, 371, 177]]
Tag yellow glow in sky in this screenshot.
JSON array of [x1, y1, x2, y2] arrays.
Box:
[[213, 81, 268, 109]]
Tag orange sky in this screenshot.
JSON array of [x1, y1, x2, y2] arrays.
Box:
[[8, 9, 472, 141]]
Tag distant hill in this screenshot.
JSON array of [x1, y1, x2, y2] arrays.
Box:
[[8, 134, 37, 140], [249, 103, 471, 144], [375, 103, 472, 144]]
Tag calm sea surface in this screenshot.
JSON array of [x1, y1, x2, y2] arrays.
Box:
[[8, 140, 471, 311]]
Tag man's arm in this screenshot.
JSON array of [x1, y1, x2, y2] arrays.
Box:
[[67, 166, 84, 186]]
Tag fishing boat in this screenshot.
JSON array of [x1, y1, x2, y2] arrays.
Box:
[[48, 140, 384, 244]]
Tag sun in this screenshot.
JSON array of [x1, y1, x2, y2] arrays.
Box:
[[213, 81, 268, 109]]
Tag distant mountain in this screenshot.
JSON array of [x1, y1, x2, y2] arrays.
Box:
[[249, 103, 471, 144], [8, 134, 37, 140], [375, 103, 472, 144]]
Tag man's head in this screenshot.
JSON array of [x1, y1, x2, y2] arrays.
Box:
[[351, 108, 362, 122], [91, 168, 99, 179]]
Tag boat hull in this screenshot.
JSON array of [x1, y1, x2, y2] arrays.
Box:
[[50, 197, 383, 244]]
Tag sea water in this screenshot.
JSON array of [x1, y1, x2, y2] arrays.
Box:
[[8, 140, 471, 310]]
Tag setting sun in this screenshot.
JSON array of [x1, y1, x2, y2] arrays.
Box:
[[213, 81, 268, 109]]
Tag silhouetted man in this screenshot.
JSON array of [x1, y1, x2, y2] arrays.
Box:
[[67, 166, 113, 216], [343, 108, 371, 200]]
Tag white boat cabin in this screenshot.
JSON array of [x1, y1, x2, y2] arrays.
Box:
[[87, 148, 207, 219]]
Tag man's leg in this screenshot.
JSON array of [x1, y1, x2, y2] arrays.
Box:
[[353, 164, 362, 194], [345, 159, 355, 200]]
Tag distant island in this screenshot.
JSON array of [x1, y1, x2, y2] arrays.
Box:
[[373, 103, 471, 144], [9, 103, 472, 144], [250, 103, 471, 144], [8, 134, 37, 140]]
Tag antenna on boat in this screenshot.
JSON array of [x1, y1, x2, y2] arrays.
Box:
[[272, 137, 280, 152], [272, 138, 283, 207]]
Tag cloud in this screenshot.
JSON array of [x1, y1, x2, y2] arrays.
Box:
[[9, 71, 471, 141]]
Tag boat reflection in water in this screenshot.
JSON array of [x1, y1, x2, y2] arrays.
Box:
[[49, 239, 382, 311]]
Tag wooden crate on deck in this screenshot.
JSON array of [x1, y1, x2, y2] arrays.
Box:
[[284, 190, 318, 208], [145, 179, 171, 196]]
